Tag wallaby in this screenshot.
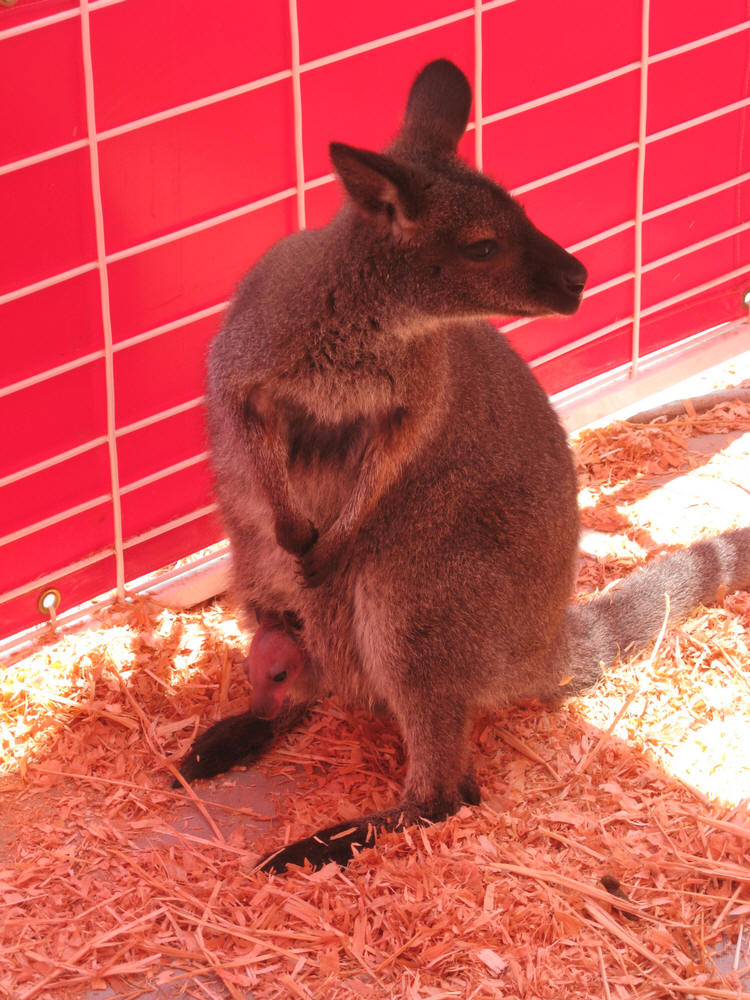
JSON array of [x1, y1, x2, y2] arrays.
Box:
[[178, 59, 750, 871]]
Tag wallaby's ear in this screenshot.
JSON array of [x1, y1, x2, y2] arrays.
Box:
[[329, 142, 425, 238], [398, 59, 472, 155]]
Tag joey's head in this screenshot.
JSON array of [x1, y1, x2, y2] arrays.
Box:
[[329, 59, 587, 321], [245, 625, 306, 720]]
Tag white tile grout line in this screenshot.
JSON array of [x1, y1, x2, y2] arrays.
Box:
[[121, 504, 218, 550], [105, 187, 297, 264], [631, 0, 651, 377], [0, 453, 212, 552], [0, 438, 107, 490], [0, 0, 125, 41], [649, 17, 750, 64], [114, 396, 206, 438], [0, 494, 112, 549], [0, 549, 115, 607], [473, 0, 483, 171], [289, 0, 306, 231], [0, 350, 106, 400], [79, 0, 125, 600]]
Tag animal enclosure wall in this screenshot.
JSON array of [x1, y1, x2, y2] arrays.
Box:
[[1, 0, 749, 643]]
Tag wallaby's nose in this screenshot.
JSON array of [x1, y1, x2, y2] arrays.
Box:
[[563, 259, 588, 297]]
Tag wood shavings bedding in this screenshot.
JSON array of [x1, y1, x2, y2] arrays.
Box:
[[0, 395, 748, 1000]]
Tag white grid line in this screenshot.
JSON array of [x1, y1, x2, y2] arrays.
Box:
[[119, 452, 209, 496], [510, 142, 639, 197], [0, 494, 111, 549], [105, 187, 297, 264], [0, 438, 107, 490], [112, 302, 229, 354], [79, 0, 125, 599], [96, 70, 293, 142], [641, 220, 750, 273], [0, 139, 89, 177], [643, 170, 750, 221], [0, 350, 105, 399], [298, 8, 475, 74], [0, 262, 98, 307], [115, 396, 205, 438], [481, 62, 640, 127], [121, 504, 218, 550], [0, 549, 114, 607], [473, 0, 483, 170], [649, 18, 750, 64], [631, 0, 650, 377], [0, 0, 126, 42], [647, 95, 750, 145], [530, 317, 633, 370], [289, 0, 306, 230]]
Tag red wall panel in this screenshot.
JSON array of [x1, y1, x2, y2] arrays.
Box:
[[107, 199, 295, 342], [0, 150, 96, 295], [297, 0, 467, 63], [644, 109, 750, 213], [482, 0, 641, 113], [0, 445, 111, 541], [483, 73, 639, 191], [98, 81, 296, 251], [0, 362, 107, 478], [1, 1, 748, 641], [647, 31, 750, 135], [649, 0, 749, 55], [117, 408, 208, 488], [90, 0, 291, 130], [0, 271, 103, 387], [0, 17, 85, 166], [301, 19, 474, 180]]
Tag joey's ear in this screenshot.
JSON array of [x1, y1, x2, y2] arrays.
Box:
[[398, 59, 472, 155], [329, 142, 426, 236]]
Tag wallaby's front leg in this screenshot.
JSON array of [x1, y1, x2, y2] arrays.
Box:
[[300, 406, 417, 586], [243, 386, 318, 558]]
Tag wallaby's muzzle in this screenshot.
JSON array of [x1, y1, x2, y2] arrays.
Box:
[[523, 223, 588, 316]]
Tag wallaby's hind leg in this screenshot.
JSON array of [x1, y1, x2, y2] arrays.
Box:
[[258, 610, 481, 872], [176, 700, 310, 784]]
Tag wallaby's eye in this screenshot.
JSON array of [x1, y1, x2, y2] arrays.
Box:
[[272, 670, 288, 684], [462, 239, 500, 261]]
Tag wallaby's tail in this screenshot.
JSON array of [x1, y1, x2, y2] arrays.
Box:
[[566, 527, 750, 693]]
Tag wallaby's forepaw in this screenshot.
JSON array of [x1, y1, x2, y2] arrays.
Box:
[[275, 516, 318, 558], [298, 535, 349, 588], [175, 711, 274, 785]]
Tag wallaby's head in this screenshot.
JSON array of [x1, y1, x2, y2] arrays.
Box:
[[329, 59, 587, 320]]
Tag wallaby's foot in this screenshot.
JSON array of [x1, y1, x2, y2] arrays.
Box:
[[259, 775, 483, 873], [175, 702, 310, 785], [175, 711, 275, 784], [258, 806, 416, 873]]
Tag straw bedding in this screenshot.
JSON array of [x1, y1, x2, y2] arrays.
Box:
[[1, 389, 748, 999]]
